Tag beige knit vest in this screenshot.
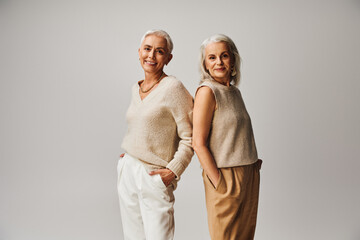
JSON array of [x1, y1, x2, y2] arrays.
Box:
[[198, 80, 258, 167]]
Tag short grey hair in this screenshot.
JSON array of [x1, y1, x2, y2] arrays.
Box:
[[199, 34, 241, 86], [140, 29, 174, 54]]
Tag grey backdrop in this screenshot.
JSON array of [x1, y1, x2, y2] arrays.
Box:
[[1, 0, 360, 239]]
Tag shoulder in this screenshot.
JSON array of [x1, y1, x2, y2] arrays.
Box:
[[128, 82, 139, 98], [194, 85, 216, 109], [195, 85, 214, 99], [164, 75, 187, 90], [131, 81, 139, 91], [197, 80, 220, 95], [162, 76, 193, 111], [196, 80, 218, 104], [164, 75, 192, 98], [198, 80, 214, 90]]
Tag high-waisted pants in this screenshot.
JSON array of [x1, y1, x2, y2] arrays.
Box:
[[117, 153, 175, 240], [203, 160, 262, 240]]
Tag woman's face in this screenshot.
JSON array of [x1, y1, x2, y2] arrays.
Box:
[[204, 42, 232, 83], [138, 34, 172, 75]]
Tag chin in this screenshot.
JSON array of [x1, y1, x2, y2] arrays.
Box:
[[143, 68, 161, 74], [215, 74, 228, 79]]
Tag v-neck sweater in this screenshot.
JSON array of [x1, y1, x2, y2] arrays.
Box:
[[198, 79, 258, 167], [121, 76, 194, 178]]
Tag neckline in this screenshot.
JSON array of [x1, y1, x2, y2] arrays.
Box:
[[137, 75, 170, 102], [205, 79, 236, 91]]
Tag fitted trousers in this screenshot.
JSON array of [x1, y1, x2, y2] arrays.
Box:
[[117, 153, 175, 240], [203, 160, 262, 240]]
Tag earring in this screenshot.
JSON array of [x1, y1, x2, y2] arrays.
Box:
[[231, 68, 237, 77]]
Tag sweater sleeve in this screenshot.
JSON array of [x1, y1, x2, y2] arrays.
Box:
[[165, 80, 194, 179]]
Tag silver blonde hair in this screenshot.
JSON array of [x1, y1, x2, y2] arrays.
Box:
[[140, 29, 174, 54], [199, 34, 241, 86]]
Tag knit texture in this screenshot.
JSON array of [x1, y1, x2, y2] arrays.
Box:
[[121, 76, 194, 178], [197, 79, 258, 168]]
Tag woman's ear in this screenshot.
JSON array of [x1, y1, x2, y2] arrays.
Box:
[[231, 53, 236, 65], [166, 54, 173, 65], [204, 63, 209, 72]]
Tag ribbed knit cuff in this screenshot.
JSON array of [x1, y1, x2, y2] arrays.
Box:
[[166, 160, 186, 179]]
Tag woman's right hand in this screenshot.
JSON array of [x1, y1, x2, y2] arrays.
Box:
[[208, 170, 220, 188]]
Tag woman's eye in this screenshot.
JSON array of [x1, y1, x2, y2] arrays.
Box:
[[144, 47, 151, 51], [156, 50, 164, 54], [209, 56, 215, 60], [222, 54, 229, 58]]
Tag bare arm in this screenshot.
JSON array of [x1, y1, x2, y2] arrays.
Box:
[[192, 86, 220, 186]]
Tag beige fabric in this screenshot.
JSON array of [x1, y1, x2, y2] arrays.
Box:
[[197, 79, 258, 168], [203, 160, 262, 240], [121, 76, 194, 178]]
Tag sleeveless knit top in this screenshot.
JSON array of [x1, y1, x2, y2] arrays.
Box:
[[198, 80, 258, 168]]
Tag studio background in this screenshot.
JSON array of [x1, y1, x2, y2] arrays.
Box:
[[1, 0, 359, 239]]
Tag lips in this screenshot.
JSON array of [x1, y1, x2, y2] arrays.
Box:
[[145, 60, 157, 66], [215, 68, 226, 71]]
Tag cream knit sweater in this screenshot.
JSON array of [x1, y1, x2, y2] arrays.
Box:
[[198, 79, 258, 167], [121, 76, 194, 178]]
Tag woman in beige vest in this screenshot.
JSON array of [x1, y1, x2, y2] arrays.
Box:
[[193, 34, 262, 240]]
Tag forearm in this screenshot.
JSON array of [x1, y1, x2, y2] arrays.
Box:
[[194, 145, 219, 185], [166, 113, 194, 178], [166, 82, 194, 178], [166, 141, 193, 178]]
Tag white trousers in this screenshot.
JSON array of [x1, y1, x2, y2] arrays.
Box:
[[117, 153, 175, 240]]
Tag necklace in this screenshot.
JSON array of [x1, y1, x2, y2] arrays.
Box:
[[140, 73, 164, 93]]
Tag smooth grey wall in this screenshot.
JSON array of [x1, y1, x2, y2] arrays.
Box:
[[1, 0, 359, 239]]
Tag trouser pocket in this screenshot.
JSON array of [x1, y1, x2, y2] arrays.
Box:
[[203, 170, 223, 191], [117, 155, 126, 175]]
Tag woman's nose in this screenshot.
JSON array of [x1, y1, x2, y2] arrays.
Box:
[[216, 57, 223, 65], [148, 50, 155, 59]]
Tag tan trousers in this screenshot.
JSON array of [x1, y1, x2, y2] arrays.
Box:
[[203, 160, 262, 240]]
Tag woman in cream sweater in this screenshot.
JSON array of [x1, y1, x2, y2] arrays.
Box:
[[117, 29, 193, 240], [193, 34, 262, 240]]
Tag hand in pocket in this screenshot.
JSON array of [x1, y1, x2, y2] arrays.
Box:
[[149, 169, 175, 187]]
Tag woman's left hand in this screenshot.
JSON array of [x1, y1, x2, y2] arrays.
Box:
[[149, 169, 175, 187]]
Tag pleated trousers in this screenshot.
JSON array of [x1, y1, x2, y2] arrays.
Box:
[[203, 160, 262, 240], [117, 153, 175, 240]]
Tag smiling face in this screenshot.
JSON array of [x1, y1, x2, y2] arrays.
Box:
[[204, 42, 233, 84], [138, 34, 172, 75]]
